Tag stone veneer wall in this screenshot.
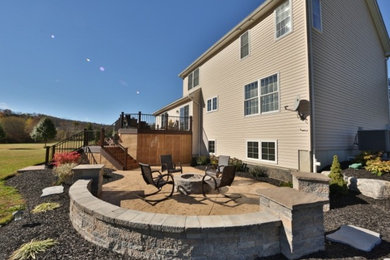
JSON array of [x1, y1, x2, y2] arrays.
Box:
[[292, 172, 330, 211], [259, 187, 328, 259], [69, 180, 282, 259]]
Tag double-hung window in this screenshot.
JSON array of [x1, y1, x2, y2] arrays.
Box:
[[188, 68, 199, 90], [312, 0, 322, 31], [275, 0, 292, 39], [240, 31, 249, 59], [244, 74, 279, 116], [208, 140, 216, 154], [207, 96, 218, 112], [260, 74, 279, 113], [247, 140, 277, 163], [244, 81, 259, 116]]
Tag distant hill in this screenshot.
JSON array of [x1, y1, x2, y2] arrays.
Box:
[[0, 109, 111, 143]]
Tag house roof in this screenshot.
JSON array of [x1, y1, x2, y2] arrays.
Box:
[[365, 0, 390, 57], [153, 88, 202, 116], [179, 0, 390, 79], [178, 0, 279, 79]]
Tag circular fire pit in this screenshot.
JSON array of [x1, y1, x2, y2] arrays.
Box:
[[174, 173, 211, 194]]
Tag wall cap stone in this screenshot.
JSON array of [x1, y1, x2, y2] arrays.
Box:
[[73, 164, 105, 170], [118, 128, 138, 134], [292, 171, 330, 183], [257, 187, 329, 210]]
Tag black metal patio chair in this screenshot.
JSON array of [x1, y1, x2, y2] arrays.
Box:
[[139, 163, 175, 203], [160, 154, 183, 174], [201, 165, 240, 202]]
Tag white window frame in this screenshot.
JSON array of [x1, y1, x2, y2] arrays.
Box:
[[246, 140, 260, 160], [244, 81, 260, 117], [260, 73, 280, 114], [188, 68, 199, 91], [206, 96, 218, 113], [208, 139, 216, 154], [246, 139, 278, 164], [311, 0, 322, 32], [274, 0, 293, 40], [240, 30, 250, 59], [244, 73, 280, 117]]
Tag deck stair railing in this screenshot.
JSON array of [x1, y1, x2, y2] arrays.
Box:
[[45, 129, 95, 165], [114, 111, 192, 132], [99, 128, 138, 170]]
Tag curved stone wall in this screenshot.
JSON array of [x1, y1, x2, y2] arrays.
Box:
[[69, 180, 282, 259]]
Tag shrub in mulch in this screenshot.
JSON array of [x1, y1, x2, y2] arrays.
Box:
[[0, 169, 126, 260]]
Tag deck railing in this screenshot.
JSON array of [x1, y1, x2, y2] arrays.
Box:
[[113, 112, 192, 133], [45, 129, 95, 165]]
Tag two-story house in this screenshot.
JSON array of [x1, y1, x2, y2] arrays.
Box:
[[154, 0, 390, 173]]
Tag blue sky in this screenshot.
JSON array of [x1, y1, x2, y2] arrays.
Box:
[[0, 0, 389, 124]]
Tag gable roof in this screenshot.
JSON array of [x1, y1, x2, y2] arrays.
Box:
[[179, 0, 390, 79], [153, 88, 202, 116], [365, 0, 390, 57]]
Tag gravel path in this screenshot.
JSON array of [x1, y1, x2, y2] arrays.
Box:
[[1, 170, 390, 259]]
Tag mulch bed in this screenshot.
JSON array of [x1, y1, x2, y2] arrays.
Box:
[[1, 169, 390, 259], [343, 168, 390, 182], [0, 169, 128, 260]]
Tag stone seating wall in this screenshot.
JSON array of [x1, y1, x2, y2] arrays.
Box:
[[69, 179, 328, 259]]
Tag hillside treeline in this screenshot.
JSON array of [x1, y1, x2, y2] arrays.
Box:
[[0, 109, 111, 143]]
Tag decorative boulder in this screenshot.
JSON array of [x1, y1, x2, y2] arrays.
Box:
[[356, 179, 390, 199]]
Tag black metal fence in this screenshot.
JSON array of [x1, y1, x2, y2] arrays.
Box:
[[45, 129, 96, 164]]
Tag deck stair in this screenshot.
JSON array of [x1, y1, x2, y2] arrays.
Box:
[[101, 145, 138, 170]]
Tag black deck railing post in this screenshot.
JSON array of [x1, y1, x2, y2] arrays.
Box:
[[51, 145, 56, 161], [45, 146, 50, 165], [83, 128, 88, 147], [138, 111, 142, 130], [120, 112, 124, 128], [100, 128, 105, 147]]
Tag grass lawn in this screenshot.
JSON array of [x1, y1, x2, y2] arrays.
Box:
[[0, 143, 48, 225]]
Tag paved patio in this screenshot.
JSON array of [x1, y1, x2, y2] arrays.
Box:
[[101, 166, 275, 216]]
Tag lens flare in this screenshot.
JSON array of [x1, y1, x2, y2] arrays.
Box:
[[136, 91, 140, 95], [99, 66, 105, 72], [50, 34, 55, 39], [86, 58, 91, 62]]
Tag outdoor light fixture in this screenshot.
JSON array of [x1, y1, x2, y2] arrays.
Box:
[[12, 210, 23, 221], [13, 203, 41, 228]]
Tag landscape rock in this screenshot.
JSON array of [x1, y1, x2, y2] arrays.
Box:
[[41, 185, 64, 197], [356, 179, 390, 199], [326, 225, 381, 252]]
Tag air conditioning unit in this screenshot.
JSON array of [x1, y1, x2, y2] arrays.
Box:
[[358, 130, 390, 152]]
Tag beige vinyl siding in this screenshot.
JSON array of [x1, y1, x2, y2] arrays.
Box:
[[197, 0, 310, 170], [312, 0, 390, 166]]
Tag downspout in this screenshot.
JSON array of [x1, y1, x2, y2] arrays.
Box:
[[306, 0, 317, 172], [189, 94, 202, 156], [386, 57, 389, 123]]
